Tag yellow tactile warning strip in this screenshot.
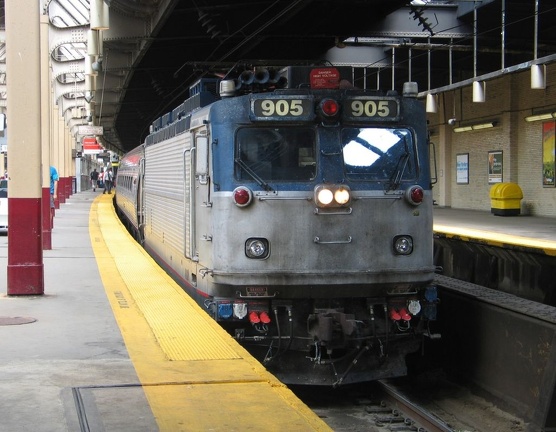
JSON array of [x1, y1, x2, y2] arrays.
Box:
[[434, 223, 556, 256], [89, 194, 331, 431], [115, 249, 240, 361]]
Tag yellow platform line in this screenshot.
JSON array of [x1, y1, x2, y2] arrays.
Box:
[[434, 223, 556, 256], [89, 195, 331, 431]]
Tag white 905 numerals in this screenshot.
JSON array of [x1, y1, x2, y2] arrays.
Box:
[[345, 98, 399, 120], [251, 97, 314, 120]]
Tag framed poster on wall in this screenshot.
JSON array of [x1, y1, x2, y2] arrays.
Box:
[[488, 151, 503, 184], [456, 153, 469, 184], [543, 121, 555, 187]]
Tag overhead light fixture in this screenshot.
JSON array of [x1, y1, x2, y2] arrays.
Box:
[[84, 91, 95, 103], [472, 81, 485, 103], [90, 0, 109, 31], [453, 121, 497, 133], [84, 75, 95, 103], [85, 55, 97, 76], [453, 125, 473, 133], [87, 30, 99, 56], [531, 64, 546, 89], [426, 93, 437, 113], [530, 2, 545, 90], [472, 122, 495, 130], [524, 112, 556, 122]]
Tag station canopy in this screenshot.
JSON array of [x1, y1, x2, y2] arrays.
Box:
[[1, 1, 555, 153]]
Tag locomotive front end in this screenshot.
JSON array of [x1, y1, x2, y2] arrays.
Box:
[[121, 66, 439, 385], [202, 67, 439, 385]]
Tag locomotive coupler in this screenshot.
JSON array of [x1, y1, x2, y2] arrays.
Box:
[[307, 309, 357, 350]]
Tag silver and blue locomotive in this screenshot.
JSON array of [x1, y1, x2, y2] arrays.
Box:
[[115, 66, 438, 385]]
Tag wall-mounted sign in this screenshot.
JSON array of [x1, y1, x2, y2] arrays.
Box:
[[82, 136, 103, 154], [456, 153, 469, 184], [488, 150, 503, 184], [543, 121, 555, 187], [78, 125, 103, 136]]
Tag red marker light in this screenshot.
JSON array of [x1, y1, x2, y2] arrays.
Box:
[[406, 185, 424, 205], [233, 187, 253, 207], [320, 99, 339, 117]]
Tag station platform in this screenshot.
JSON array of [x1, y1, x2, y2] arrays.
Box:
[[0, 192, 330, 432], [433, 206, 556, 255]]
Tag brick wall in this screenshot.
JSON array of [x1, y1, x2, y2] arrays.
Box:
[[428, 64, 556, 216]]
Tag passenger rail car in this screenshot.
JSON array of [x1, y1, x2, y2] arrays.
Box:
[[115, 66, 438, 385]]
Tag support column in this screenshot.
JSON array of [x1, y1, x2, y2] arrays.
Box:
[[6, 0, 44, 295], [66, 127, 73, 197], [40, 14, 53, 250], [52, 105, 60, 211], [63, 126, 72, 198], [55, 115, 63, 206], [437, 125, 453, 207]]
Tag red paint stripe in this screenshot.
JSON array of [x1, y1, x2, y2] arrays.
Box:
[[7, 197, 44, 295], [57, 177, 65, 205], [63, 176, 71, 198], [42, 187, 52, 250]]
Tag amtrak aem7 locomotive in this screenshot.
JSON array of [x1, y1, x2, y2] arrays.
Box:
[[115, 65, 439, 385]]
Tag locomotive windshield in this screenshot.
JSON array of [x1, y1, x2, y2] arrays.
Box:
[[235, 126, 417, 184], [342, 127, 417, 182], [236, 127, 316, 181]]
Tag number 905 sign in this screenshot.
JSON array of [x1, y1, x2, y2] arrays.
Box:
[[250, 96, 314, 121], [344, 98, 399, 121]]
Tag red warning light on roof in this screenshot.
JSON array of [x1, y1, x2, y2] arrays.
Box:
[[310, 67, 341, 89]]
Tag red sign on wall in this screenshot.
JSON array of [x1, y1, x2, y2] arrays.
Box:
[[82, 137, 103, 154]]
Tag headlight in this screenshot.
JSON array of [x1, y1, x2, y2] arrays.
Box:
[[314, 184, 351, 208], [245, 238, 270, 259], [334, 188, 350, 205], [393, 235, 413, 255], [317, 188, 334, 205]]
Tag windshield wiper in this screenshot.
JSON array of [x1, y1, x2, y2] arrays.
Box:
[[387, 133, 410, 191], [234, 158, 273, 191]]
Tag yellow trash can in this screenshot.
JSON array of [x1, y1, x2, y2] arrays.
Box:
[[489, 183, 523, 216]]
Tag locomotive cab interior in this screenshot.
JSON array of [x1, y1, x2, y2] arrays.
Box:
[[236, 127, 316, 182]]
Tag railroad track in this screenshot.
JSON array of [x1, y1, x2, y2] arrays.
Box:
[[295, 372, 525, 431], [375, 379, 452, 432], [293, 378, 454, 432]]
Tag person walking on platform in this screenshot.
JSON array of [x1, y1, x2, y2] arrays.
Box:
[[90, 168, 99, 191], [50, 165, 59, 228], [103, 167, 114, 194]]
